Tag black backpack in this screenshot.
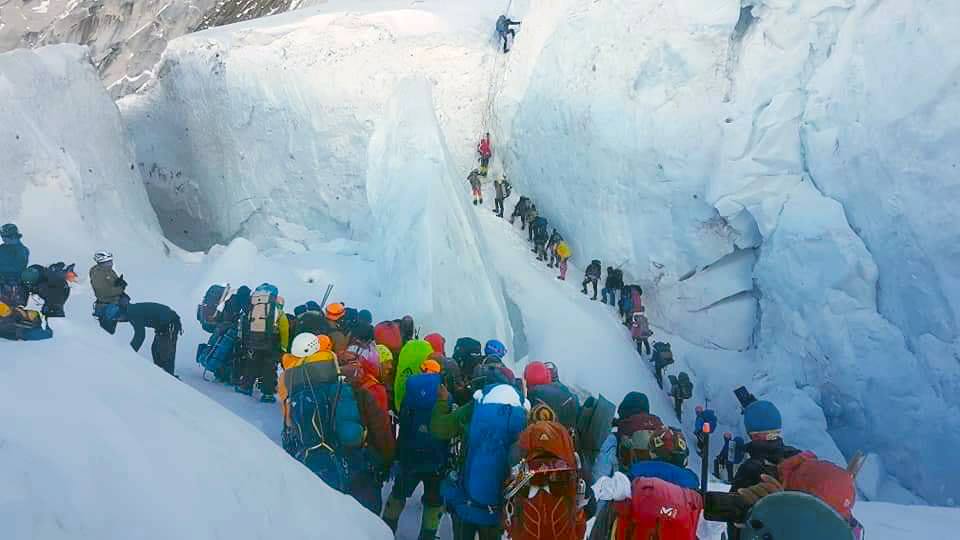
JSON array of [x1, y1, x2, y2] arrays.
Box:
[[503, 181, 513, 199]]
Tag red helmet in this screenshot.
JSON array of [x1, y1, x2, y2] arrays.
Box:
[[523, 361, 552, 388]]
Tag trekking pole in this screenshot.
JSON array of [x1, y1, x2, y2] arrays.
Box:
[[700, 420, 712, 496], [319, 283, 334, 309]]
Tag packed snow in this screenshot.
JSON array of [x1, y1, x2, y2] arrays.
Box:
[[3, 0, 960, 537]]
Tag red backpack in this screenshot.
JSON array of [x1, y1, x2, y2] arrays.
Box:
[[778, 452, 857, 520], [375, 321, 403, 357], [612, 477, 703, 540], [505, 421, 586, 540]]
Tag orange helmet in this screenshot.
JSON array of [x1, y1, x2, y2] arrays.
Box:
[[421, 359, 442, 374], [317, 335, 333, 352], [325, 302, 346, 321]]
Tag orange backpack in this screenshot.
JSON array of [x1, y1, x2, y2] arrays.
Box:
[[505, 421, 586, 540], [778, 451, 857, 520]]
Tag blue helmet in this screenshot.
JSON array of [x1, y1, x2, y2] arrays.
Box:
[[484, 339, 507, 359]]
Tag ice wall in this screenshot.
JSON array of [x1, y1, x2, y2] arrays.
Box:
[[495, 0, 960, 504], [366, 77, 510, 345], [120, 3, 502, 251], [0, 45, 164, 264]]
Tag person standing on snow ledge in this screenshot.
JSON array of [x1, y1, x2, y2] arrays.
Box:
[[496, 15, 521, 53]]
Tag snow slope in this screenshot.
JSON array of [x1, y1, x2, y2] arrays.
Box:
[[0, 278, 390, 540], [0, 44, 164, 264], [492, 0, 960, 505], [366, 77, 510, 346]]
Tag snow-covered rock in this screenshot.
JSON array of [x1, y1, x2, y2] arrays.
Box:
[[0, 1, 312, 98], [0, 44, 164, 264]]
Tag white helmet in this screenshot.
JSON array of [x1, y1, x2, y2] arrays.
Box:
[[93, 251, 114, 264], [291, 333, 320, 358]]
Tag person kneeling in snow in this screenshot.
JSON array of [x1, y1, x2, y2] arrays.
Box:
[[126, 302, 182, 377]]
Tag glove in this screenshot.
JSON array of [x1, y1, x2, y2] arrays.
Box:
[[114, 275, 128, 288], [737, 474, 784, 506], [437, 383, 450, 402]]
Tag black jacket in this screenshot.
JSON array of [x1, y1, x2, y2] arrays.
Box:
[[731, 438, 802, 492], [585, 262, 602, 280], [604, 269, 624, 289], [127, 302, 181, 352]]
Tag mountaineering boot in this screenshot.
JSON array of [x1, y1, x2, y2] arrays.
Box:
[[418, 506, 443, 540], [382, 495, 405, 533], [260, 393, 276, 403]]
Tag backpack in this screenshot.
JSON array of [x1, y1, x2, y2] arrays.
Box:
[[617, 413, 669, 465], [197, 284, 228, 334], [397, 373, 450, 473], [453, 337, 484, 375], [742, 491, 856, 540], [669, 373, 693, 400], [196, 327, 237, 380], [575, 394, 616, 472], [504, 181, 513, 199], [505, 421, 585, 540], [393, 339, 435, 411], [443, 384, 527, 527], [245, 284, 282, 351], [630, 313, 652, 339], [612, 476, 703, 540], [285, 362, 364, 492], [777, 452, 857, 520], [375, 321, 403, 356], [652, 342, 674, 370], [528, 383, 581, 432]]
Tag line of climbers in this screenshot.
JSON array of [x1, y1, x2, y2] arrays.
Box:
[[195, 282, 865, 540]]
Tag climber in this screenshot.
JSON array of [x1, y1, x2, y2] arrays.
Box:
[[126, 301, 182, 377], [525, 203, 538, 242], [510, 196, 531, 228], [0, 223, 30, 307], [589, 395, 701, 540], [726, 399, 802, 540], [601, 266, 624, 306], [555, 239, 571, 280], [477, 133, 492, 176], [532, 216, 549, 261], [493, 174, 511, 218], [496, 15, 522, 53], [279, 333, 366, 495], [431, 362, 527, 540], [383, 359, 450, 540], [581, 259, 601, 300], [546, 229, 562, 268], [236, 283, 288, 403], [630, 306, 653, 355], [89, 251, 130, 334], [468, 169, 483, 206]]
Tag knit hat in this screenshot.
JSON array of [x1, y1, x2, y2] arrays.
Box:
[[618, 391, 651, 418], [353, 323, 374, 342], [305, 301, 322, 312], [744, 400, 782, 435], [358, 309, 373, 325]]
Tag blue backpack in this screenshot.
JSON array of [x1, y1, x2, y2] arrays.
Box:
[[627, 460, 700, 490], [196, 328, 236, 380], [398, 374, 450, 473], [286, 364, 364, 492], [444, 384, 527, 526]]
